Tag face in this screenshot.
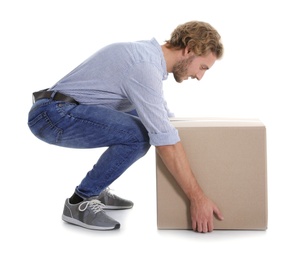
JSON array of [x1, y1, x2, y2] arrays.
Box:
[[172, 52, 217, 83]]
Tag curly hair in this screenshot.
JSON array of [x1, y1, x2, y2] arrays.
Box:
[[165, 21, 223, 59]]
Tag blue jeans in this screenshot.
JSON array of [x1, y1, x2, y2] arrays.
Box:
[[28, 99, 151, 198]]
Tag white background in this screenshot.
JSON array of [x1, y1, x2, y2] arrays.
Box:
[[1, 0, 307, 259]]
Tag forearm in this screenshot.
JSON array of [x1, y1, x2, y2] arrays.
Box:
[[156, 141, 204, 202]]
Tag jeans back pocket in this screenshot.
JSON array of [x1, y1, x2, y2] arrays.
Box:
[[28, 111, 63, 144]]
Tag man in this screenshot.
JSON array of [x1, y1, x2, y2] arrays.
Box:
[[28, 21, 224, 233]]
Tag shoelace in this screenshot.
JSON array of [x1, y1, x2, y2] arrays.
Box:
[[78, 199, 105, 214]]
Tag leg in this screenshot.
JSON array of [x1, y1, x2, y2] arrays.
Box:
[[77, 142, 150, 197], [28, 100, 151, 198]]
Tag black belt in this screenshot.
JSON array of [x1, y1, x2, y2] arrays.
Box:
[[32, 89, 79, 105]]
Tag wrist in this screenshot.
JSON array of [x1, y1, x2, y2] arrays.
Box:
[[187, 185, 205, 203]]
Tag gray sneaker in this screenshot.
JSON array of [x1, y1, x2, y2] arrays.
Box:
[[62, 198, 120, 230], [98, 187, 134, 210]]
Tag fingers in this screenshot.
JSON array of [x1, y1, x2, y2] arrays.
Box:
[[192, 220, 197, 231], [193, 222, 211, 233], [193, 219, 213, 233], [207, 218, 214, 232], [196, 222, 208, 233], [192, 207, 223, 233], [190, 198, 223, 233], [213, 205, 224, 221]]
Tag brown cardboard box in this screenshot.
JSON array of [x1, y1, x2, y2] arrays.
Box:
[[156, 118, 268, 230]]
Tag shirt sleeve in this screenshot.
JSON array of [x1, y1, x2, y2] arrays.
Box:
[[122, 62, 180, 146]]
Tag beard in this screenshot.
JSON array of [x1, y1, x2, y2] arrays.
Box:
[[172, 55, 195, 83]]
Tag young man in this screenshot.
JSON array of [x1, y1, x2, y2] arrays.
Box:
[[28, 21, 224, 233]]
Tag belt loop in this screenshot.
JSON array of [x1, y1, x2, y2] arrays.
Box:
[[50, 91, 57, 99]]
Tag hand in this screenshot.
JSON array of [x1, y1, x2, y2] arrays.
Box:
[[156, 143, 223, 232], [190, 195, 224, 233]]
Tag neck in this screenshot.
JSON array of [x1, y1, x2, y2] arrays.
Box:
[[161, 44, 185, 73]]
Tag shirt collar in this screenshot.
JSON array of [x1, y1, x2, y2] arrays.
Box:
[[150, 38, 168, 80]]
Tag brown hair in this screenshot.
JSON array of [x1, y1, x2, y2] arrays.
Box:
[[165, 21, 223, 59]]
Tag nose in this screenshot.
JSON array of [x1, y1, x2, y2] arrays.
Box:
[[196, 71, 205, 81], [193, 75, 201, 81]]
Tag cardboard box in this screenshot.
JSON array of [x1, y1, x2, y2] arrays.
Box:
[[156, 118, 268, 230]]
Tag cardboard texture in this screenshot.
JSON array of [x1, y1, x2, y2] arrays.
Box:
[[156, 118, 268, 230]]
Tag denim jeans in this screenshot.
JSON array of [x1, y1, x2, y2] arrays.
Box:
[[28, 99, 151, 198]]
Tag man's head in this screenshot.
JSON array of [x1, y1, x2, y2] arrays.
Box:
[[165, 21, 223, 59], [165, 21, 223, 83]]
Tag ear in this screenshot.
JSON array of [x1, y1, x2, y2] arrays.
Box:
[[183, 46, 193, 57]]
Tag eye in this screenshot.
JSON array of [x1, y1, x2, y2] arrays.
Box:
[[200, 65, 208, 70]]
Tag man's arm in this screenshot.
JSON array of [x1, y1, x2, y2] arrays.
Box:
[[156, 141, 224, 233]]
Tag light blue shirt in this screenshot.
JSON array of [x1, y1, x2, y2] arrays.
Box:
[[51, 38, 180, 146]]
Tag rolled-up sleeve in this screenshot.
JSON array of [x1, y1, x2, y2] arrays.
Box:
[[148, 128, 180, 146], [123, 63, 180, 146]]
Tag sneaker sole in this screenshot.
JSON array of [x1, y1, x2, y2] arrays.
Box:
[[103, 205, 133, 210], [62, 215, 120, 230]]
